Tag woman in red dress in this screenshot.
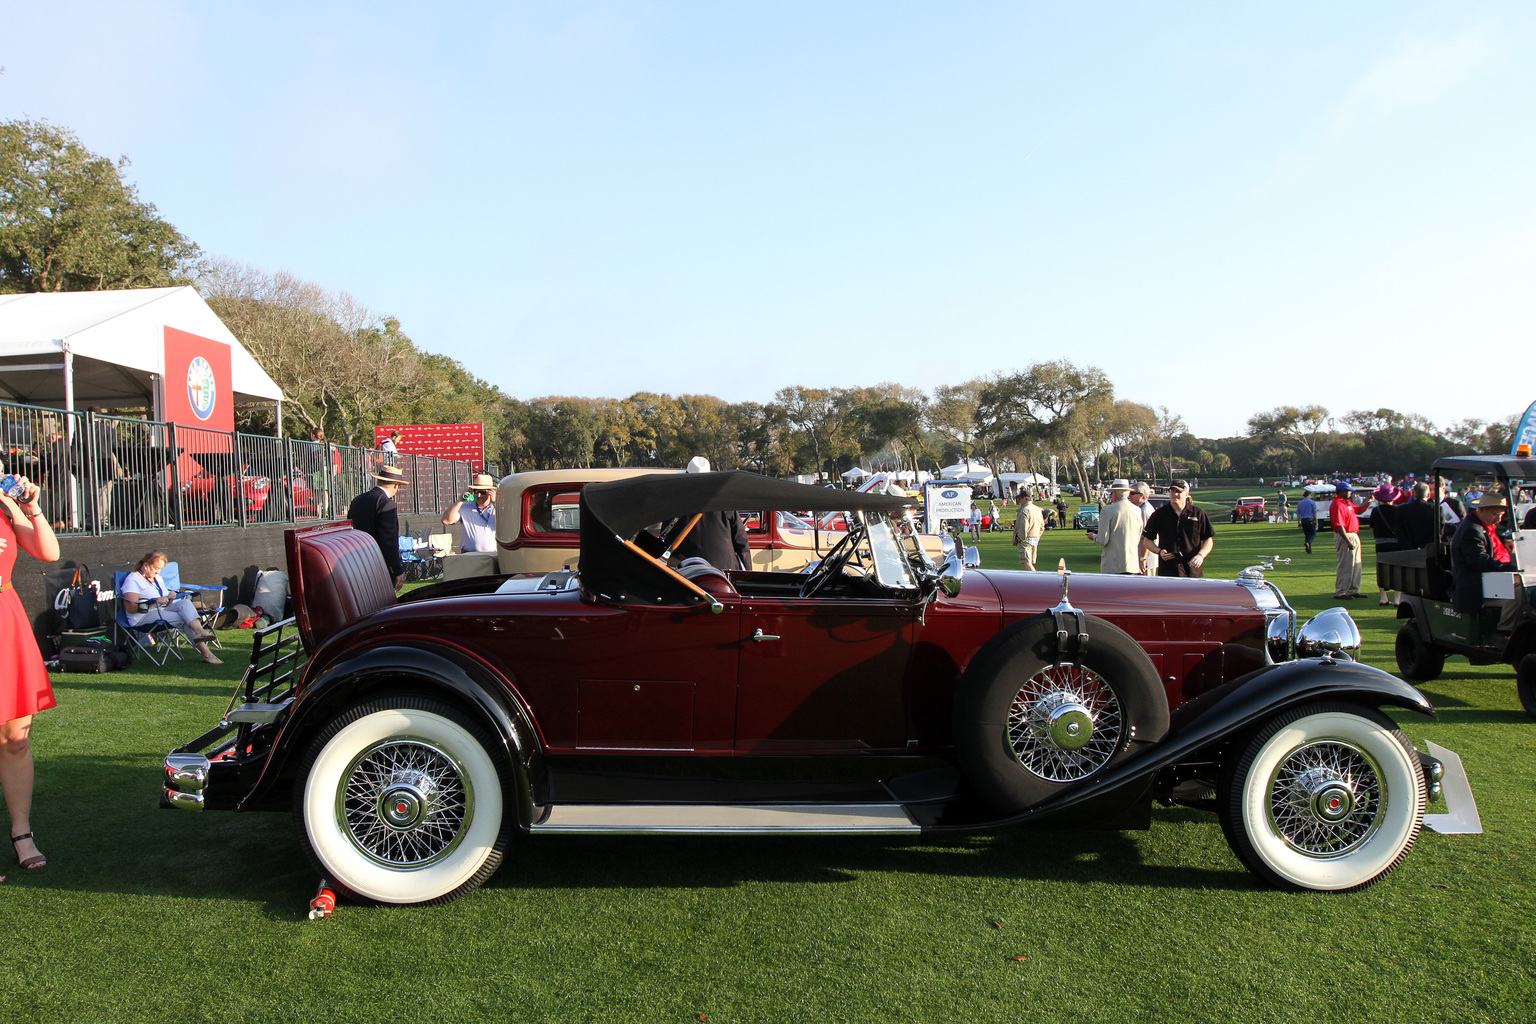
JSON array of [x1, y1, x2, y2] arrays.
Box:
[[0, 473, 59, 877]]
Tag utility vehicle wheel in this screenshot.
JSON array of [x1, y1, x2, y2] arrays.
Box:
[[1516, 654, 1536, 719], [953, 614, 1168, 813], [293, 697, 511, 905], [1219, 702, 1424, 892], [1394, 621, 1445, 683]]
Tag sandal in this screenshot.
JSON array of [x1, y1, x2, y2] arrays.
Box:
[[11, 833, 45, 870]]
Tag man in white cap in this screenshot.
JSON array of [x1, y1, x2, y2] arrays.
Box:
[[348, 464, 410, 590], [1087, 478, 1143, 574], [666, 456, 750, 571], [443, 473, 498, 552]]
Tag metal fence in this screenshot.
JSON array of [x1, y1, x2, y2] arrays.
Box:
[[0, 400, 484, 536]]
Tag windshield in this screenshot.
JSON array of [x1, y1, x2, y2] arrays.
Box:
[[865, 518, 918, 591]]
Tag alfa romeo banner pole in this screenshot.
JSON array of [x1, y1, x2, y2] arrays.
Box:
[[1511, 400, 1536, 456]]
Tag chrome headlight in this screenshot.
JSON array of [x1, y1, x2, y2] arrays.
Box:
[[1266, 612, 1292, 663], [1296, 607, 1362, 661]]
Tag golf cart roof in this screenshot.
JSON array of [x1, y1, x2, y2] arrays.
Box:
[[1430, 454, 1536, 479]]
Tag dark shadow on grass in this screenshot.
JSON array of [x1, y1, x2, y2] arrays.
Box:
[[50, 677, 236, 697], [1423, 708, 1532, 725], [24, 753, 1259, 913]]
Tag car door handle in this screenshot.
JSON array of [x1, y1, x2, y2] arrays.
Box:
[[751, 629, 780, 642]]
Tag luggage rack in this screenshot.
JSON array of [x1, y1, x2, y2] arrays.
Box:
[[173, 616, 307, 757]]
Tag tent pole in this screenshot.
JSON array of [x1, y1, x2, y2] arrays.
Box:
[[275, 398, 283, 436], [62, 340, 76, 421]]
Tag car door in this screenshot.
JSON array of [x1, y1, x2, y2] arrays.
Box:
[[735, 590, 920, 752]]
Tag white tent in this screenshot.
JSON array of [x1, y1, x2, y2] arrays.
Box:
[[938, 462, 995, 484], [0, 287, 284, 418], [841, 467, 869, 479], [998, 472, 1050, 487]]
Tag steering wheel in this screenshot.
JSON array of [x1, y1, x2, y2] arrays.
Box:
[[799, 530, 861, 598]]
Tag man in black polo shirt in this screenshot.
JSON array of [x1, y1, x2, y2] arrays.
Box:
[[1140, 479, 1215, 577]]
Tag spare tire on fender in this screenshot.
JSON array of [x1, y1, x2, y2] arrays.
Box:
[[954, 613, 1169, 814]]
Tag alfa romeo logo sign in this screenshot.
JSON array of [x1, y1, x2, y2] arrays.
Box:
[[187, 356, 216, 420]]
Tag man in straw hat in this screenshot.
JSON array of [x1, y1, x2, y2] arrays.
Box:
[[443, 473, 498, 553], [1450, 489, 1524, 631], [348, 464, 410, 590], [1087, 479, 1143, 574]]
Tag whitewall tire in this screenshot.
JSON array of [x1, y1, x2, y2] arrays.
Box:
[[294, 698, 510, 905], [1220, 702, 1424, 893]]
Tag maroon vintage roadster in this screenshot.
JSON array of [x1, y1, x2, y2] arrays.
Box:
[[164, 472, 1443, 905]]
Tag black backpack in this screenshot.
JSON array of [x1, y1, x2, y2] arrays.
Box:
[[58, 637, 133, 673]]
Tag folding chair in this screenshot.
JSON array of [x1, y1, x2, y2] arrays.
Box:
[[160, 561, 225, 650], [399, 536, 432, 582], [113, 570, 184, 666]]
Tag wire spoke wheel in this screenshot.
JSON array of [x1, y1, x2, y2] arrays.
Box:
[[1006, 663, 1123, 782], [295, 699, 511, 905], [339, 738, 471, 868], [1219, 702, 1424, 892], [1266, 740, 1381, 857]]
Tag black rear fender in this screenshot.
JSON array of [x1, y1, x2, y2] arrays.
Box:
[[242, 644, 542, 829], [957, 657, 1436, 831]]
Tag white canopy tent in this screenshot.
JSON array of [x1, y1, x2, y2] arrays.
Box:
[[0, 287, 284, 421], [938, 461, 995, 481], [841, 467, 869, 479]]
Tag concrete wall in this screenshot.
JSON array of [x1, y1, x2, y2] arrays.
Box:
[[12, 514, 457, 645]]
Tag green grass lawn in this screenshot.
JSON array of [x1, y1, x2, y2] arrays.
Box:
[[6, 518, 1534, 1023]]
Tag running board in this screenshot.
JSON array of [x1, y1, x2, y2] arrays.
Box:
[[531, 802, 920, 834]]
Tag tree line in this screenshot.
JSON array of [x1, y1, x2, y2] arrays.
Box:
[[1, 117, 1514, 488]]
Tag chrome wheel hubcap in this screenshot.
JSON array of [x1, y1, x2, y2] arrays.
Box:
[[338, 739, 472, 868], [1268, 740, 1382, 857], [1008, 664, 1122, 782]]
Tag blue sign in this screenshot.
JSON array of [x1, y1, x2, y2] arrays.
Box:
[[941, 489, 958, 499], [1512, 399, 1536, 455]]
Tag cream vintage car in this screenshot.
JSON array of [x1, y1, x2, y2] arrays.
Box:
[[444, 468, 936, 579]]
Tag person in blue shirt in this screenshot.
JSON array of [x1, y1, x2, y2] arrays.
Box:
[[1296, 492, 1318, 554]]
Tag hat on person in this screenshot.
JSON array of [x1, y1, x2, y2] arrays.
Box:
[[373, 465, 410, 485], [1472, 492, 1508, 509], [1169, 479, 1190, 493], [1372, 484, 1398, 503], [469, 473, 496, 491], [1109, 478, 1131, 493], [686, 456, 711, 474], [1335, 481, 1354, 495]]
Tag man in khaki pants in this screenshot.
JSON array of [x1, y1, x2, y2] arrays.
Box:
[[1330, 481, 1364, 599], [1012, 492, 1045, 569]]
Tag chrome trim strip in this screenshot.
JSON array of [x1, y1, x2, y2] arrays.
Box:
[[530, 802, 920, 834], [1422, 740, 1482, 835], [163, 789, 205, 811]]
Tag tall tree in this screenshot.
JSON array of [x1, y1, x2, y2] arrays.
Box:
[[976, 361, 1114, 495], [0, 119, 202, 292], [1246, 405, 1331, 466]]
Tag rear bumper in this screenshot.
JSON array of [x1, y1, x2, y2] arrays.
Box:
[[163, 753, 210, 810]]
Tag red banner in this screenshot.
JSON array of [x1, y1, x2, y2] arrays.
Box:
[[375, 423, 485, 471], [163, 327, 233, 434]]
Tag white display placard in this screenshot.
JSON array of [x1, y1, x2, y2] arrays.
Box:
[[924, 481, 972, 534]]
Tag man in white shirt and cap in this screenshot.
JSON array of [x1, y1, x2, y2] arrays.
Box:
[[1087, 478, 1144, 574], [442, 473, 498, 553]]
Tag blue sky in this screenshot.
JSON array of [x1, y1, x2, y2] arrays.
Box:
[[3, 2, 1532, 438]]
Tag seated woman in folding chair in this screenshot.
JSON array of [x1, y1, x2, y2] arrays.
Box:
[[122, 550, 222, 665]]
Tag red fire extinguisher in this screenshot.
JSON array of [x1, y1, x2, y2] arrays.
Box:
[[308, 879, 336, 920]]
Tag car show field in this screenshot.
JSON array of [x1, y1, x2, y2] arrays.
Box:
[[6, 510, 1534, 1023]]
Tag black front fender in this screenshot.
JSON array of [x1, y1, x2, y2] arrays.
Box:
[[937, 656, 1435, 832], [240, 644, 542, 829]]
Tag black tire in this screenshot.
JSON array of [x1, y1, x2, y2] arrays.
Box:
[[953, 614, 1168, 813], [1218, 701, 1424, 892], [292, 695, 513, 906], [1394, 620, 1445, 683], [1517, 654, 1536, 719]]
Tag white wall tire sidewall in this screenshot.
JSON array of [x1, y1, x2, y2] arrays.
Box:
[[1240, 710, 1423, 892], [302, 708, 504, 904]]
